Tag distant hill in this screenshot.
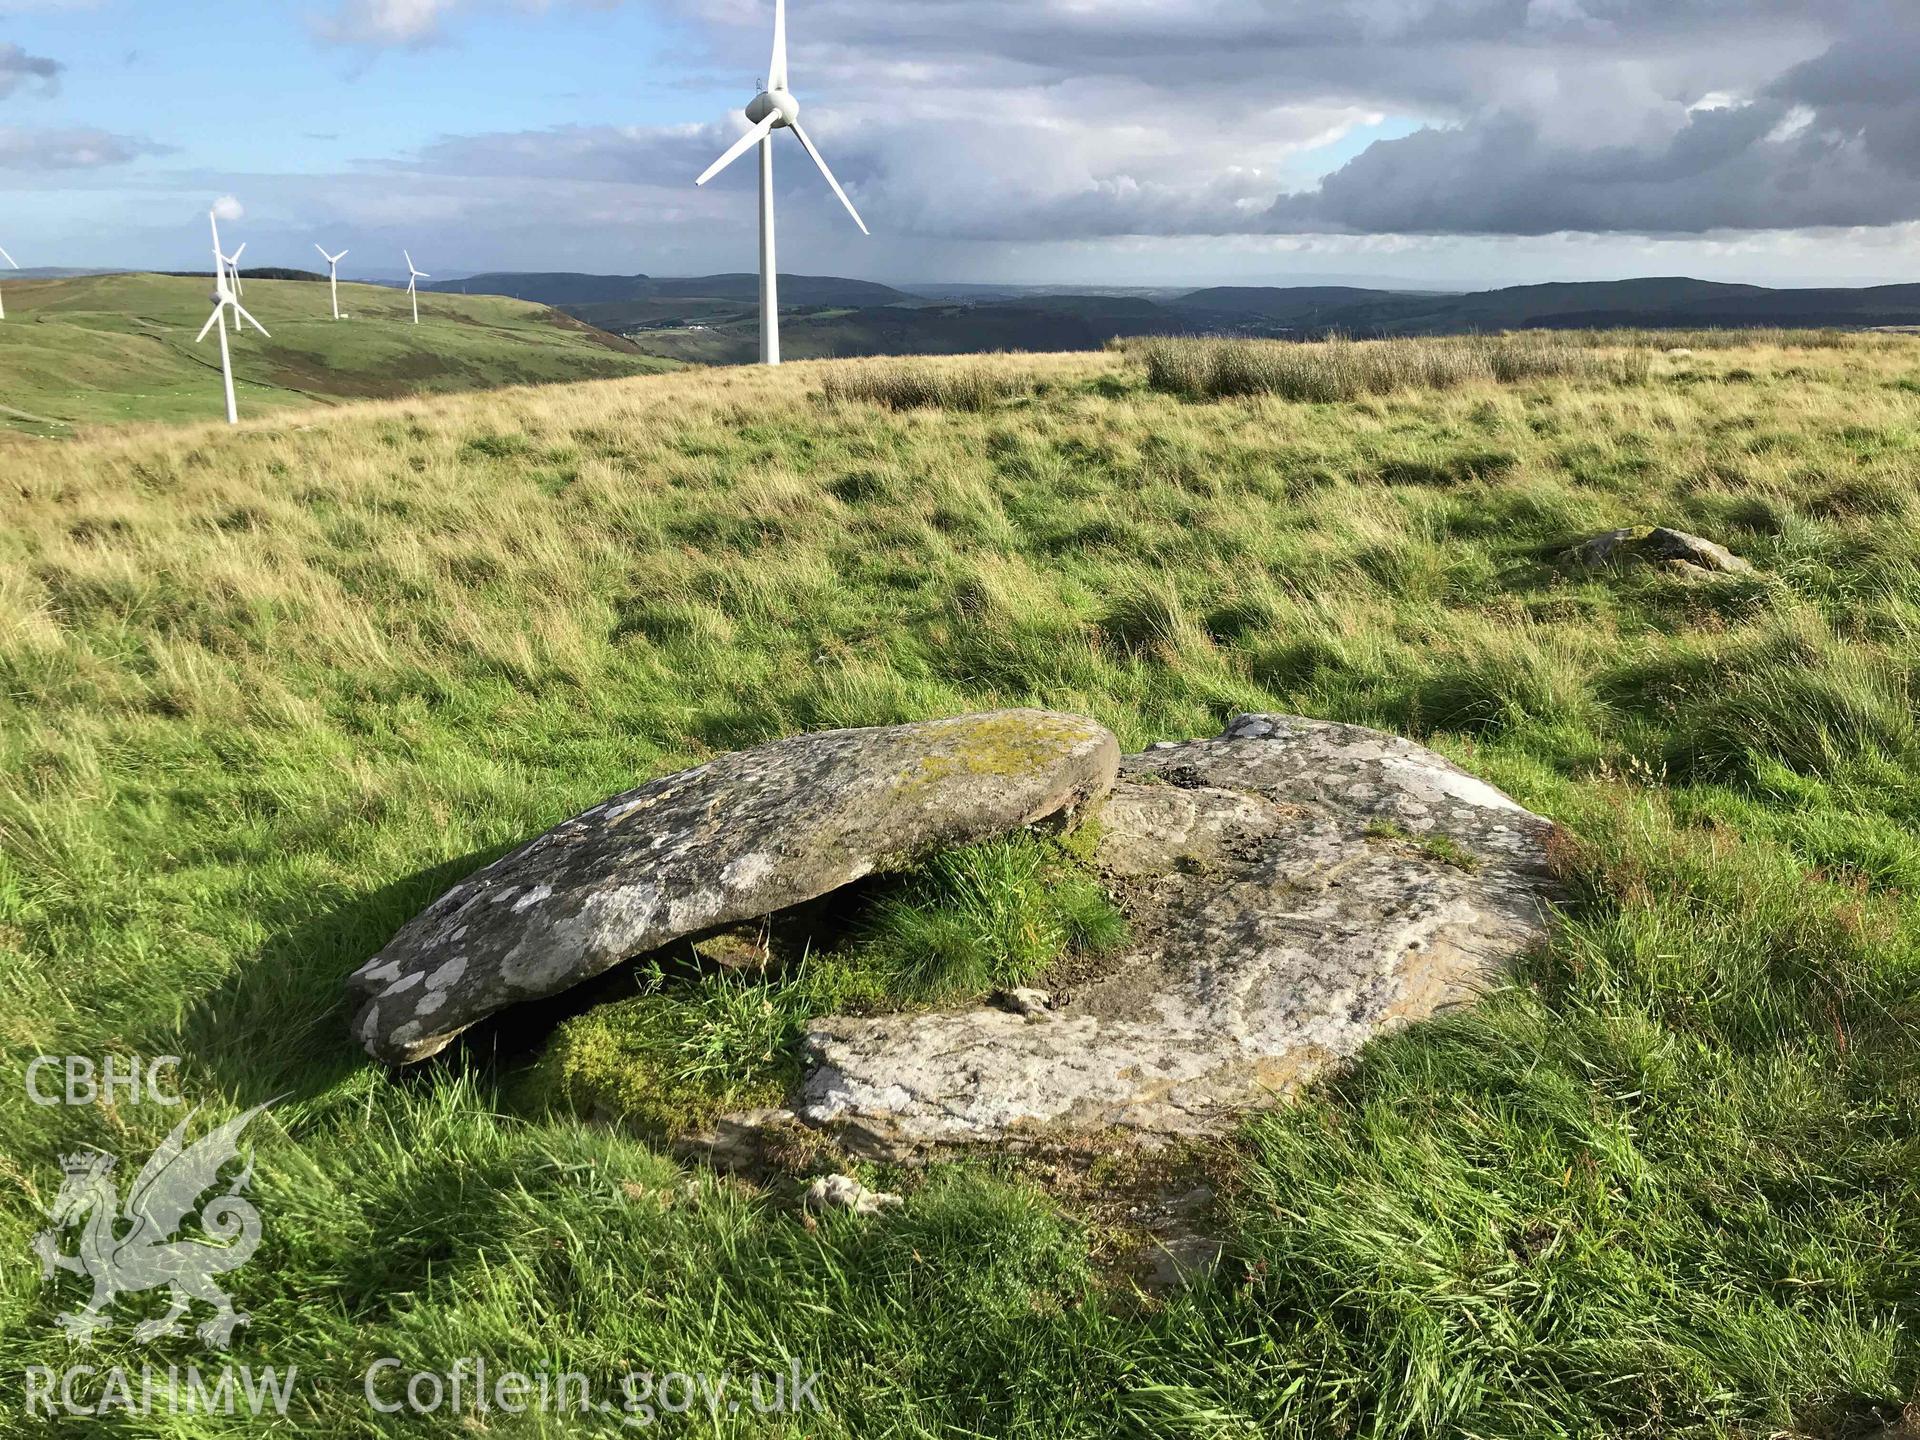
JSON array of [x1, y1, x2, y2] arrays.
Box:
[[344, 269, 1920, 366], [428, 272, 916, 309], [426, 272, 659, 305], [591, 276, 1920, 364], [1179, 285, 1413, 316], [619, 301, 1151, 366], [0, 272, 675, 436], [1168, 278, 1920, 336], [157, 268, 328, 283]]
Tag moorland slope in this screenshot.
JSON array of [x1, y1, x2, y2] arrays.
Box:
[[0, 272, 674, 436]]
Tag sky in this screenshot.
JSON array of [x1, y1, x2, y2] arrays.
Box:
[[2, 0, 1918, 289]]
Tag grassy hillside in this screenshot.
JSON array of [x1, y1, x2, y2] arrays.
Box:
[[4, 337, 1919, 1435], [0, 272, 674, 437]]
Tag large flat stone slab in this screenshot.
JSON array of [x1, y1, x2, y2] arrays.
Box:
[[350, 711, 1120, 1063], [797, 714, 1557, 1155]]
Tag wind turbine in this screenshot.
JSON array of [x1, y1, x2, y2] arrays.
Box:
[[221, 240, 248, 335], [316, 244, 349, 320], [196, 211, 269, 426], [0, 244, 17, 321], [404, 251, 428, 325], [694, 0, 868, 366]]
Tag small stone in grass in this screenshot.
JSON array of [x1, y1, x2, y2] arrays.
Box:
[[805, 1174, 902, 1217]]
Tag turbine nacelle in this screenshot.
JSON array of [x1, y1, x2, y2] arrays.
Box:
[[746, 88, 800, 129], [692, 0, 867, 366]]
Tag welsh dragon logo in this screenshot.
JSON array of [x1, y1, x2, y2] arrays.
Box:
[[32, 1102, 273, 1348]]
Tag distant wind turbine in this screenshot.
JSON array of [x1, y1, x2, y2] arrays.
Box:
[[221, 240, 248, 335], [316, 244, 349, 320], [196, 211, 269, 426], [694, 0, 868, 366], [405, 251, 428, 325], [0, 244, 17, 321]]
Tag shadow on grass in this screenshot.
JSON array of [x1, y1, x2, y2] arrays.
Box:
[[161, 846, 511, 1108]]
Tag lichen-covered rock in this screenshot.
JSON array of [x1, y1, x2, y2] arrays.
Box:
[[796, 714, 1557, 1156], [1569, 526, 1755, 576], [350, 711, 1120, 1063]]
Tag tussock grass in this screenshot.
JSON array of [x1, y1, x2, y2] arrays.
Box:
[[821, 359, 1040, 410], [4, 337, 1920, 1435], [1135, 332, 1652, 401]]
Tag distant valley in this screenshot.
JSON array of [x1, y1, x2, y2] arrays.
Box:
[[425, 272, 1920, 364]]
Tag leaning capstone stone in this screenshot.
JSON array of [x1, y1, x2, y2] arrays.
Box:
[[350, 711, 1119, 1063], [1568, 526, 1755, 575], [797, 714, 1558, 1156]]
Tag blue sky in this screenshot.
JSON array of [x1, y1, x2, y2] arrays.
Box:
[[3, 1, 1917, 288]]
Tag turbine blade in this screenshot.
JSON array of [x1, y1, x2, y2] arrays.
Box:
[[234, 302, 270, 338], [0, 245, 16, 268], [337, 249, 348, 262], [196, 305, 223, 344], [404, 250, 414, 271], [231, 242, 246, 263], [789, 122, 869, 235], [697, 114, 778, 186], [769, 0, 788, 91]]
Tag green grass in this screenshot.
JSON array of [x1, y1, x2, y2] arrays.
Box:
[[530, 833, 1126, 1138], [857, 833, 1127, 1002], [0, 272, 676, 437], [2, 338, 1919, 1435]]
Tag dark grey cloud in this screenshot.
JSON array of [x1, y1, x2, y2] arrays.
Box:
[[627, 0, 1920, 241], [0, 41, 63, 98], [1256, 7, 1920, 235], [317, 0, 1920, 258]]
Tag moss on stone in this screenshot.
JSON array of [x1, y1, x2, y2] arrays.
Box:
[[898, 712, 1105, 791]]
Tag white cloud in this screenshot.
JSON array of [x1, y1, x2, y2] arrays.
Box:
[[0, 126, 168, 170], [212, 194, 245, 220], [315, 0, 462, 46]]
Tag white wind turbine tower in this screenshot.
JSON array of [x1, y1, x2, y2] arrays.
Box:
[[404, 251, 428, 325], [316, 244, 349, 319], [694, 0, 868, 366], [0, 244, 17, 321], [196, 211, 270, 426]]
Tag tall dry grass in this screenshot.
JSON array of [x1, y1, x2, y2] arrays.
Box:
[[1133, 333, 1654, 401]]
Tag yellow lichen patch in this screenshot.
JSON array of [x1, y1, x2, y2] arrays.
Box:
[[896, 711, 1107, 792]]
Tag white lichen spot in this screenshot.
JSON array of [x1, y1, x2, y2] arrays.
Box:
[[381, 971, 424, 997], [721, 852, 775, 889], [426, 956, 467, 990], [511, 884, 553, 914], [1382, 756, 1527, 814]]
